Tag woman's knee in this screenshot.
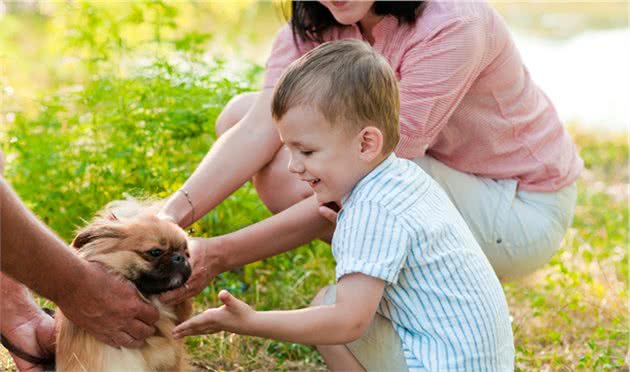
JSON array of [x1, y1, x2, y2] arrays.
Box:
[[215, 91, 259, 137]]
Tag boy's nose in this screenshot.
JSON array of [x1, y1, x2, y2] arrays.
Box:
[[288, 157, 304, 174]]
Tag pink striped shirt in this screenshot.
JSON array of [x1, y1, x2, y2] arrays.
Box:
[[263, 1, 582, 192]]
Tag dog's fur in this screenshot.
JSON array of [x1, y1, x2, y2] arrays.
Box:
[[56, 200, 192, 372]]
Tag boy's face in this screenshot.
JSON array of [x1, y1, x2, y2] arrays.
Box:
[[276, 105, 367, 204]]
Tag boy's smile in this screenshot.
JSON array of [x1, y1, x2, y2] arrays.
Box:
[[276, 105, 369, 204]]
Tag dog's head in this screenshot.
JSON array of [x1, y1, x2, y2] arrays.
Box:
[[71, 200, 191, 296]]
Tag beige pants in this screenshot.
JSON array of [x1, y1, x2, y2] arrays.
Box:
[[413, 156, 578, 281], [322, 285, 409, 372]]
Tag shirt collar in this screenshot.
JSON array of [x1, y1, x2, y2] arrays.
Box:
[[341, 153, 398, 206]]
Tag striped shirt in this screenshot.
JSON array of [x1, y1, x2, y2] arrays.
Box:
[[264, 1, 582, 192], [332, 154, 514, 371]]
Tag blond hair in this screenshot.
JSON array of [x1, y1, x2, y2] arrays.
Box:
[[271, 39, 400, 154]]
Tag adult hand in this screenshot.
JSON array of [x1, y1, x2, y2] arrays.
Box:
[[55, 261, 160, 349], [172, 290, 254, 338], [159, 237, 222, 306], [318, 201, 341, 225], [3, 306, 55, 372]]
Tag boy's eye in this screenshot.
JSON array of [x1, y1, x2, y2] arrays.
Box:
[[147, 248, 163, 257], [301, 150, 314, 156]]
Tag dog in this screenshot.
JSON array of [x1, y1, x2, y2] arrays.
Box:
[[56, 200, 193, 372]]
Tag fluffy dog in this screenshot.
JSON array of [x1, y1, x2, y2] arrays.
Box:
[[56, 200, 192, 372]]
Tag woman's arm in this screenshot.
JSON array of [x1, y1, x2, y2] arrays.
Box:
[[173, 273, 385, 345], [159, 195, 334, 305], [160, 89, 282, 227]]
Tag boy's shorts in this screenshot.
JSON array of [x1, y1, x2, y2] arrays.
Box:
[[322, 285, 409, 372]]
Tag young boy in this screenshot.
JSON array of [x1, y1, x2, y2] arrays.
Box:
[[173, 40, 514, 371]]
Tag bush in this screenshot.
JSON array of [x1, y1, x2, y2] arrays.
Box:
[[4, 58, 259, 239]]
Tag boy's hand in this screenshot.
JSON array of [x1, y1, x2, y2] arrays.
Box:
[[318, 201, 341, 224], [172, 290, 254, 338]]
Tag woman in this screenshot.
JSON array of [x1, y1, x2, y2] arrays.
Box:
[[159, 1, 582, 305]]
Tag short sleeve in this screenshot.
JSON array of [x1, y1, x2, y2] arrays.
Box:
[[333, 202, 411, 284]]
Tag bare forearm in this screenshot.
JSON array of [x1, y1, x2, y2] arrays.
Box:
[[0, 178, 87, 303], [162, 90, 282, 227], [248, 306, 363, 345], [216, 196, 333, 271]]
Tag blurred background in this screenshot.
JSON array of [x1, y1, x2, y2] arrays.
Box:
[[1, 1, 628, 131], [1, 2, 628, 371]]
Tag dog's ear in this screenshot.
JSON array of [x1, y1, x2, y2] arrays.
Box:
[[71, 223, 126, 250]]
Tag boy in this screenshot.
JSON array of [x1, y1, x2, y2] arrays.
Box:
[[173, 40, 514, 371]]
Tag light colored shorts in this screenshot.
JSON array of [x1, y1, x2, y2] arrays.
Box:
[[413, 156, 578, 281], [322, 285, 408, 372]]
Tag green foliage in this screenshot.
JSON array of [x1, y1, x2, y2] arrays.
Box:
[[4, 57, 255, 239], [1, 3, 332, 370]]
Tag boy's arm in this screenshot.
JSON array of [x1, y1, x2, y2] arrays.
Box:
[[173, 273, 385, 345]]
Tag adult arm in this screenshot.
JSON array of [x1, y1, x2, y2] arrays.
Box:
[[159, 24, 308, 227], [173, 273, 385, 345], [0, 177, 160, 348], [160, 195, 333, 305], [158, 26, 324, 305], [160, 89, 283, 227], [157, 92, 335, 304]]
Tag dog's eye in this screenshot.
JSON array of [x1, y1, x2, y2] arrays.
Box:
[[148, 248, 163, 257]]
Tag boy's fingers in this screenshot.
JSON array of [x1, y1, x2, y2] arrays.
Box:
[[318, 206, 338, 223], [173, 313, 222, 339], [218, 290, 233, 305], [173, 325, 195, 338]]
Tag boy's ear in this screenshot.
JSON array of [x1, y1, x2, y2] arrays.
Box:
[[358, 126, 384, 161]]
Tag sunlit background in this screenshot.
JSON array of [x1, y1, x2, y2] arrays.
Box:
[[1, 1, 628, 133]]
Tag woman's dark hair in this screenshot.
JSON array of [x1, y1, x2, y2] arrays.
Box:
[[287, 2, 426, 44]]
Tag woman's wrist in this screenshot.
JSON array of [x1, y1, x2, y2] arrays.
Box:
[[160, 192, 193, 228], [201, 235, 231, 277]]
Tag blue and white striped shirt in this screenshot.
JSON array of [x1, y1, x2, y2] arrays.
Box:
[[332, 154, 514, 371]]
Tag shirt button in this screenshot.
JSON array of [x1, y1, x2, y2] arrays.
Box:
[[496, 238, 502, 244]]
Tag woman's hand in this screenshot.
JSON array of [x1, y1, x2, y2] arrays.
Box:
[[318, 201, 341, 225], [159, 237, 223, 305], [172, 290, 254, 338]]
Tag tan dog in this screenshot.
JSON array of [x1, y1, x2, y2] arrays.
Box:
[[56, 201, 192, 372]]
